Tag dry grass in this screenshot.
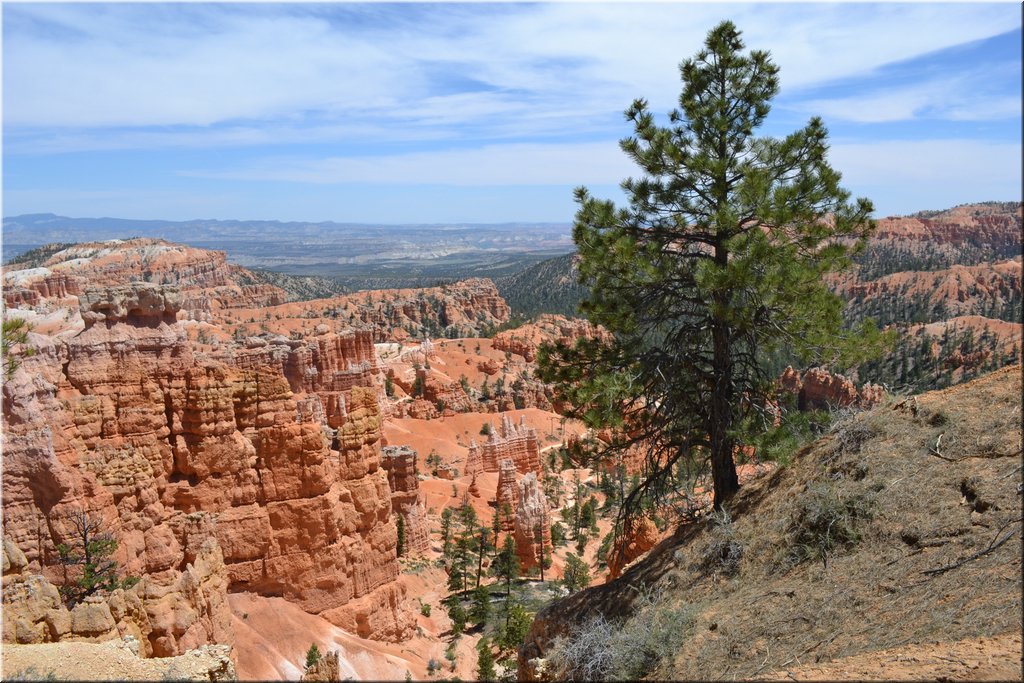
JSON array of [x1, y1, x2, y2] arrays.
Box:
[[522, 365, 1023, 680]]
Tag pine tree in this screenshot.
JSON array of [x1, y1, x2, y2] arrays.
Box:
[[476, 638, 497, 681], [2, 317, 34, 379], [491, 535, 520, 610], [56, 509, 138, 606], [440, 507, 454, 558], [304, 643, 322, 669], [538, 21, 882, 515], [562, 552, 591, 593], [470, 584, 491, 626]]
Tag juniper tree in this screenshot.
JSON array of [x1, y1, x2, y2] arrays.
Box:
[[539, 21, 883, 518]]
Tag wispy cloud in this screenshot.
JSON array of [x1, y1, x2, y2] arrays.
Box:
[[4, 3, 1019, 142], [181, 141, 635, 186], [3, 3, 1020, 222]]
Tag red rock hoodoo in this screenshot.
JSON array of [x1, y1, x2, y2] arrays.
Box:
[[464, 413, 540, 476], [513, 473, 552, 569], [381, 446, 430, 557]]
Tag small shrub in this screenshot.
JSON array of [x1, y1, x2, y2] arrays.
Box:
[[8, 666, 58, 681], [697, 507, 743, 577], [786, 482, 873, 567], [420, 601, 432, 617], [548, 588, 693, 681], [305, 643, 322, 669], [829, 417, 876, 458]]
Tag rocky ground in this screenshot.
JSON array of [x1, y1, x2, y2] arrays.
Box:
[[755, 631, 1022, 681], [2, 639, 235, 680]]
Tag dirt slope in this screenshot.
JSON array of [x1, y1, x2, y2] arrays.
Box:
[[520, 364, 1023, 680]]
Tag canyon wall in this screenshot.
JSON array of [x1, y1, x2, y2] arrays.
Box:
[[1, 280, 412, 657]]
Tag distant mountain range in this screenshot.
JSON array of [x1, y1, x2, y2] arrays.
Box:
[[1, 213, 575, 275]]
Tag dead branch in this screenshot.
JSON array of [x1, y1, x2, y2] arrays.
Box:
[[927, 432, 957, 462], [922, 517, 1022, 576]]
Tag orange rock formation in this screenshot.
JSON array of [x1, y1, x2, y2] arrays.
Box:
[[495, 459, 519, 532], [492, 314, 608, 362], [513, 473, 552, 569], [780, 366, 885, 411], [2, 280, 412, 657], [381, 446, 430, 557], [464, 414, 540, 476]]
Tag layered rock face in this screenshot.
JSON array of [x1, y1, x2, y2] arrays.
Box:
[[780, 366, 884, 411], [330, 278, 511, 342], [871, 203, 1021, 251], [493, 314, 608, 363], [464, 414, 540, 476], [228, 327, 381, 429], [3, 270, 82, 308], [495, 458, 519, 532], [2, 281, 412, 657], [513, 473, 551, 569], [2, 533, 229, 660], [2, 239, 290, 321], [381, 446, 430, 557]]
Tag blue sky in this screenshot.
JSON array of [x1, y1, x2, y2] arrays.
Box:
[[3, 2, 1021, 223]]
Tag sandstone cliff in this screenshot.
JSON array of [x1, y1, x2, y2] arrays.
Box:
[[492, 314, 608, 363], [2, 239, 288, 322], [2, 281, 412, 659], [779, 366, 885, 411]]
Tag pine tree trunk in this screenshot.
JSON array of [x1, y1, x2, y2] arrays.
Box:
[[710, 319, 740, 509], [710, 231, 740, 510]]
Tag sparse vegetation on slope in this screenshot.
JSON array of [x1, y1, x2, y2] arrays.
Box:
[[240, 268, 351, 301], [520, 365, 1023, 680], [2, 242, 76, 268]]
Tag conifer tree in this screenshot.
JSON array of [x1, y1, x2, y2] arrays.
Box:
[[476, 638, 497, 681], [440, 507, 454, 558], [492, 535, 519, 600], [539, 21, 882, 515]]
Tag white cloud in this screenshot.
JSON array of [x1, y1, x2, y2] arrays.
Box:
[[798, 67, 1021, 124], [3, 3, 1018, 138]]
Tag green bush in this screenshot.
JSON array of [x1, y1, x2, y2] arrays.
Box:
[[304, 643, 322, 669]]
